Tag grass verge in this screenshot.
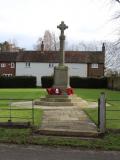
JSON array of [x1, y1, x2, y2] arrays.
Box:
[[0, 88, 44, 126], [0, 128, 119, 150], [0, 88, 46, 99], [0, 88, 119, 150], [75, 89, 120, 129]]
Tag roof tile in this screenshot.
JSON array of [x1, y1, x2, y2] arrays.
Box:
[[0, 51, 104, 63]]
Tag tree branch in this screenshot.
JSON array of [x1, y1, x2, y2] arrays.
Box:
[[115, 0, 120, 3]]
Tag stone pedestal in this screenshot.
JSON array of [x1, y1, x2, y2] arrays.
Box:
[[35, 94, 88, 107], [53, 65, 70, 95]]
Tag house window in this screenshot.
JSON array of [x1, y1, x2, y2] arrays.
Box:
[[1, 63, 6, 68], [25, 62, 31, 68], [91, 64, 98, 69], [2, 74, 12, 77], [11, 63, 15, 68], [49, 63, 54, 68]]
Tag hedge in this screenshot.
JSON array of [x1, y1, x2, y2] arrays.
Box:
[[41, 76, 53, 88], [41, 76, 107, 88], [70, 76, 107, 88], [0, 76, 36, 88]]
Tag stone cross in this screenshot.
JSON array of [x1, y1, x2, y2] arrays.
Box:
[[57, 21, 68, 66]]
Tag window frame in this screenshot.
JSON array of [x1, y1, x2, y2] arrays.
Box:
[[49, 63, 54, 68], [2, 74, 12, 77], [10, 62, 15, 68], [91, 63, 98, 69], [1, 63, 6, 68], [25, 62, 31, 68]]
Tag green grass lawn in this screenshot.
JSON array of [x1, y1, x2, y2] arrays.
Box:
[[75, 88, 120, 101], [0, 88, 45, 126], [0, 88, 46, 99], [0, 107, 43, 126], [75, 89, 120, 129], [0, 88, 119, 129], [0, 88, 119, 150], [0, 128, 119, 150]]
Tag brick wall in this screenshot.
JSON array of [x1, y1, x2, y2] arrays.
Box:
[[0, 62, 15, 76], [87, 63, 104, 78]]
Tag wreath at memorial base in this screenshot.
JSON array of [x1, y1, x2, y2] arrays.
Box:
[[46, 87, 73, 95]]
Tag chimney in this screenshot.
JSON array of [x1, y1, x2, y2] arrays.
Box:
[[41, 41, 44, 53], [102, 43, 105, 54]]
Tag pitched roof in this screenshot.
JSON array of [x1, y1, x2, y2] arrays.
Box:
[[0, 51, 104, 63], [0, 52, 18, 62]]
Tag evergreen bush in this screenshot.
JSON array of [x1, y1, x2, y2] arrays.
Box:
[[41, 76, 107, 88], [0, 76, 36, 88]]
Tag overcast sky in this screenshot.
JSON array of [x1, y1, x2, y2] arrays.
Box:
[[0, 0, 119, 49]]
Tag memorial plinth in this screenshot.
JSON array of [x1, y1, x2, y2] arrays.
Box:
[[53, 65, 69, 93], [35, 21, 74, 106], [52, 21, 71, 95]]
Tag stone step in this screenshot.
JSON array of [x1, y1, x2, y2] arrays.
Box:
[[40, 97, 72, 102], [46, 95, 69, 99], [35, 101, 87, 107], [40, 98, 82, 103], [34, 94, 89, 107], [34, 95, 88, 107], [41, 94, 82, 100], [35, 101, 74, 106], [35, 129, 99, 138], [46, 95, 79, 98]]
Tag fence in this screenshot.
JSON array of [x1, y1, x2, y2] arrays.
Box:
[[98, 93, 106, 133], [106, 99, 120, 130], [0, 98, 34, 127], [98, 93, 120, 133]]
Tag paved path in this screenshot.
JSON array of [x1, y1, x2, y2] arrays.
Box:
[[11, 100, 98, 136], [12, 100, 98, 109], [0, 144, 119, 160], [39, 106, 98, 137]]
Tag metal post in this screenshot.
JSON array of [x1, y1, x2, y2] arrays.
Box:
[[98, 98, 100, 129], [9, 99, 12, 122], [99, 92, 106, 133], [32, 100, 34, 125]]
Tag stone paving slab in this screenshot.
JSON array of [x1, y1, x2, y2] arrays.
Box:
[[38, 107, 99, 137], [11, 100, 99, 137], [11, 101, 98, 109]]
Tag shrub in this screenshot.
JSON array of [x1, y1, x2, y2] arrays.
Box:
[[41, 76, 53, 88], [70, 76, 107, 88], [0, 76, 36, 88], [70, 77, 107, 88], [41, 76, 107, 88]]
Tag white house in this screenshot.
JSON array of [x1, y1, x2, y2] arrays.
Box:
[[15, 48, 105, 86], [0, 44, 105, 86], [16, 62, 87, 86]]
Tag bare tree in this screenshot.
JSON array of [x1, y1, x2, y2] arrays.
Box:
[[51, 32, 59, 51], [66, 40, 120, 72], [43, 30, 53, 51], [0, 40, 22, 52], [115, 0, 120, 3], [78, 41, 102, 51], [34, 37, 43, 51], [77, 41, 120, 72], [66, 41, 102, 51], [35, 30, 59, 51], [105, 42, 120, 73]]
